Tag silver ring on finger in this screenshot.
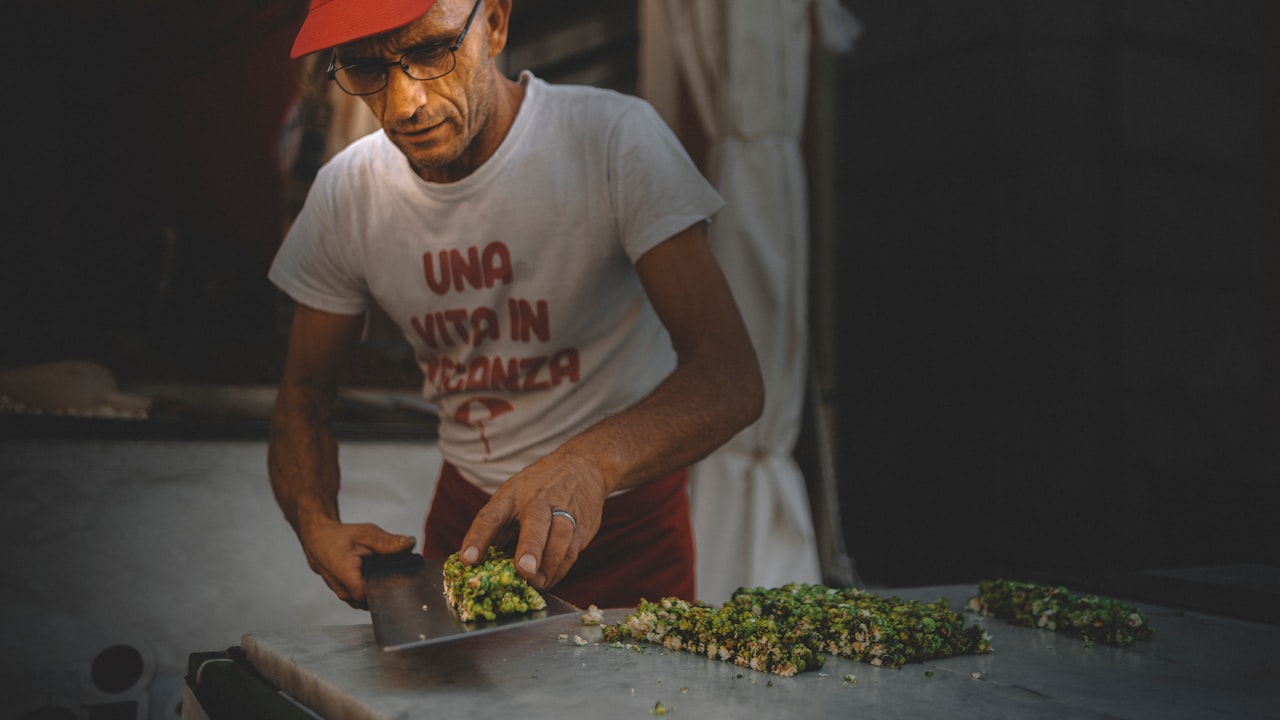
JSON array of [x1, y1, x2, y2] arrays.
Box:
[[551, 509, 577, 532]]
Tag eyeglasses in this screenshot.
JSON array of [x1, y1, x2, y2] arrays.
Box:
[[327, 0, 484, 96]]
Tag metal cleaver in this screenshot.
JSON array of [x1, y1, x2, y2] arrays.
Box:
[[361, 552, 580, 651]]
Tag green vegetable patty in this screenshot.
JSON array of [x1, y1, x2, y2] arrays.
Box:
[[442, 547, 547, 622]]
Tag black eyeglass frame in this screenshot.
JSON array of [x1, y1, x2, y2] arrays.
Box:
[[326, 0, 485, 96]]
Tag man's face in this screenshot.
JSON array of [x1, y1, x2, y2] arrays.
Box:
[[337, 0, 499, 181]]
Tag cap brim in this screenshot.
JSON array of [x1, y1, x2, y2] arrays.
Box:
[[290, 0, 439, 58]]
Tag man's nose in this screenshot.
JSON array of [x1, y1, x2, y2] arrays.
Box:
[[383, 65, 430, 121]]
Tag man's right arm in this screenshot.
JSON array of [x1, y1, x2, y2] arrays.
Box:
[[268, 304, 416, 608]]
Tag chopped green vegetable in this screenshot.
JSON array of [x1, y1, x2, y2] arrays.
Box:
[[442, 547, 545, 622], [600, 583, 992, 677], [968, 579, 1154, 648]]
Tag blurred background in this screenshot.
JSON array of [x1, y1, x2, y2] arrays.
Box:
[[2, 0, 1277, 717]]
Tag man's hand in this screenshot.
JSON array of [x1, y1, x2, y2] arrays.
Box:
[[458, 449, 609, 591], [298, 519, 417, 609]]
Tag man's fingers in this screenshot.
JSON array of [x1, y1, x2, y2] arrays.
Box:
[[492, 522, 519, 556], [317, 562, 368, 609], [352, 524, 417, 555], [511, 507, 553, 584], [459, 482, 592, 587], [543, 542, 580, 590], [346, 527, 417, 605], [300, 521, 415, 610], [537, 510, 577, 588], [460, 495, 517, 565], [337, 582, 368, 610]]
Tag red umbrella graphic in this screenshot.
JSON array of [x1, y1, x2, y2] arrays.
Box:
[[454, 397, 515, 460]]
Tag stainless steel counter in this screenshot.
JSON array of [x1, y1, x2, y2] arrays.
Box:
[[234, 584, 1278, 719]]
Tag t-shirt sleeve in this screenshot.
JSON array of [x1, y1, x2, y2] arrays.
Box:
[[268, 170, 372, 316], [609, 100, 725, 263]]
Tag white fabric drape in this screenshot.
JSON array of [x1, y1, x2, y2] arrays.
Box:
[[640, 0, 858, 603]]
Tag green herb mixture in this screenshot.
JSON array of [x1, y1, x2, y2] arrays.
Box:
[[601, 583, 993, 677], [968, 579, 1155, 648], [442, 547, 546, 622]]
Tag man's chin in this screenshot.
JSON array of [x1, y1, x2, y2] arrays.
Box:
[[387, 120, 476, 180], [394, 142, 463, 179]]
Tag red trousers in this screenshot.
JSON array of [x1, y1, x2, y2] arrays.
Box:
[[422, 462, 695, 609]]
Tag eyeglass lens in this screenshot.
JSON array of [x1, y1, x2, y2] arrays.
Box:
[[334, 46, 458, 95]]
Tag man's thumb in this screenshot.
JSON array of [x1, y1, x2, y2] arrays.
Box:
[[377, 533, 417, 553]]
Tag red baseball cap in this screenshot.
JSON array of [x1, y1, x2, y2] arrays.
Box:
[[291, 0, 439, 58]]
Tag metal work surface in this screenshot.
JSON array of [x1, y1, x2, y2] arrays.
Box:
[[241, 585, 1278, 720], [362, 553, 579, 651]]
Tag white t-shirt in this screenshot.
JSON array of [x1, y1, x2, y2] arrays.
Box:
[[269, 72, 724, 491]]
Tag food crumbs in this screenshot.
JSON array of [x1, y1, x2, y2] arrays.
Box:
[[843, 674, 856, 685], [680, 687, 688, 694], [971, 672, 982, 680], [654, 701, 670, 715], [925, 671, 936, 678], [581, 604, 605, 625], [572, 635, 589, 646]]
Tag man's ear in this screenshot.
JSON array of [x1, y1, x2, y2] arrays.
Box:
[[485, 0, 512, 57]]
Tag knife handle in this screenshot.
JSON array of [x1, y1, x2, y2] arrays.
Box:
[[360, 551, 425, 580]]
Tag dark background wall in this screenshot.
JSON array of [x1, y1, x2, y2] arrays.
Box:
[[829, 0, 1278, 586], [4, 0, 306, 381]]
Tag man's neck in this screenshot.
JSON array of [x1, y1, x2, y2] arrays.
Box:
[[419, 71, 527, 184]]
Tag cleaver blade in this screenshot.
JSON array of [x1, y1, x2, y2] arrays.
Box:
[[361, 552, 580, 652]]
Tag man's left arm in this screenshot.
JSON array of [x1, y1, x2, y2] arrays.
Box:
[[458, 220, 764, 588]]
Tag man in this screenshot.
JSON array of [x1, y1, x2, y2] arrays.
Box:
[[268, 0, 763, 611]]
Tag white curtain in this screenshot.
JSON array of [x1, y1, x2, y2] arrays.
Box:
[[640, 0, 859, 603]]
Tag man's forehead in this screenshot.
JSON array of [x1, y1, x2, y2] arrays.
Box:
[[341, 0, 471, 58]]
